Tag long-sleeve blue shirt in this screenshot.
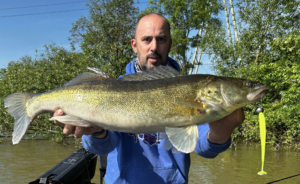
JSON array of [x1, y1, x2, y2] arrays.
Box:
[[82, 57, 231, 184]]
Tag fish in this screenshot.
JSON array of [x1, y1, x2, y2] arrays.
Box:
[[4, 66, 268, 153]]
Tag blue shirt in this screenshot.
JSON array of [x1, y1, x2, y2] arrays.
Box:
[[82, 57, 231, 184]]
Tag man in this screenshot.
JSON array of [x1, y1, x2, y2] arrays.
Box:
[[54, 13, 244, 183]]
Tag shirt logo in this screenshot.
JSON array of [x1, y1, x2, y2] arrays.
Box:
[[129, 132, 167, 146]]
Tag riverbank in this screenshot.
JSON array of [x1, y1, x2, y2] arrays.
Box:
[[0, 131, 81, 145]]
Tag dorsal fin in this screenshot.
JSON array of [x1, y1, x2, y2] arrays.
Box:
[[118, 65, 181, 81], [63, 67, 115, 87], [87, 67, 114, 79]]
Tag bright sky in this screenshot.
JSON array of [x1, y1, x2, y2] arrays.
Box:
[[0, 0, 214, 74]]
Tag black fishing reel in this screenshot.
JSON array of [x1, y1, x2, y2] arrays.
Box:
[[254, 105, 264, 115]]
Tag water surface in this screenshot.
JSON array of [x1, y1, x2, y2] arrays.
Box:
[[1, 139, 300, 184], [189, 143, 300, 184]]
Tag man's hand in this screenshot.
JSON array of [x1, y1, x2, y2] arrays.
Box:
[[208, 108, 245, 144], [53, 109, 106, 138]]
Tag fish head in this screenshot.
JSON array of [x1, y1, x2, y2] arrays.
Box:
[[197, 77, 268, 112], [219, 78, 268, 107]]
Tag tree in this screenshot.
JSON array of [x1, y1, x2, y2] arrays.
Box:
[[0, 44, 98, 143], [206, 0, 300, 76], [233, 32, 300, 146], [203, 0, 300, 146], [141, 0, 223, 74], [69, 0, 140, 77]]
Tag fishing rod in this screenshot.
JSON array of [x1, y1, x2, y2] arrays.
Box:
[[266, 173, 300, 183]]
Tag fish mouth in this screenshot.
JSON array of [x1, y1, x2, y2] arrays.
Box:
[[247, 87, 268, 102]]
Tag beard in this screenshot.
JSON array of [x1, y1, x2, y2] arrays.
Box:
[[137, 51, 168, 71]]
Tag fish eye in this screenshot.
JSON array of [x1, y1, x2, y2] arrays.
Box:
[[247, 82, 254, 88]]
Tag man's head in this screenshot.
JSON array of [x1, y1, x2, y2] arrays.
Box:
[[131, 13, 172, 70]]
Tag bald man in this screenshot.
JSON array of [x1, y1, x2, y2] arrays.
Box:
[[54, 13, 244, 184]]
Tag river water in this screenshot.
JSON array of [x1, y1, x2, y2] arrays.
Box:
[[1, 139, 300, 184]]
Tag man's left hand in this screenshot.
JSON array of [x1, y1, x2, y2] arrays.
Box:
[[208, 108, 245, 144]]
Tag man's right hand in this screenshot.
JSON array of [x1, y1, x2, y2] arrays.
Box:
[[53, 109, 106, 138]]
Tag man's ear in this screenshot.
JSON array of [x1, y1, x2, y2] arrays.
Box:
[[131, 39, 138, 54]]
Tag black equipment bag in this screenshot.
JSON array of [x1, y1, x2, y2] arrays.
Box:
[[29, 148, 97, 184]]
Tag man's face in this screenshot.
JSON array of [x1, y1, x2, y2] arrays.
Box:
[[131, 15, 172, 70]]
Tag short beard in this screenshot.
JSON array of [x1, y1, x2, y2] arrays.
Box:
[[136, 49, 168, 70]]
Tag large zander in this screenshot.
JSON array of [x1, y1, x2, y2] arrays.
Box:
[[4, 66, 268, 153]]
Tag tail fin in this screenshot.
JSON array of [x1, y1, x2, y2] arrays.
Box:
[[4, 93, 35, 144]]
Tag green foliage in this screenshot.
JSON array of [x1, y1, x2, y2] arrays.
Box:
[[232, 32, 300, 147], [142, 0, 223, 74], [203, 0, 300, 148], [69, 0, 139, 77], [0, 44, 102, 143], [205, 0, 300, 75], [0, 0, 140, 143]]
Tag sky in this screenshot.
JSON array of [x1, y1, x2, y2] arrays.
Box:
[[0, 0, 215, 74]]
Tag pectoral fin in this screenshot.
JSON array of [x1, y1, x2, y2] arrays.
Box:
[[163, 138, 187, 154], [165, 125, 199, 153], [50, 115, 92, 127], [175, 100, 206, 110], [163, 139, 173, 151], [172, 147, 181, 154]]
